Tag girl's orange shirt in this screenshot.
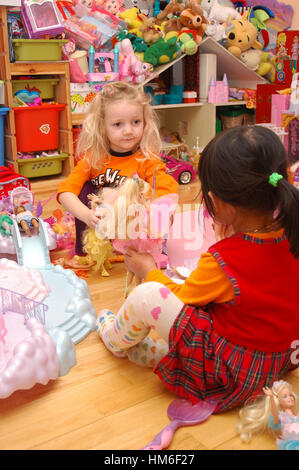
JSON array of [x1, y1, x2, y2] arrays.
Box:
[[146, 230, 284, 307], [57, 150, 178, 201]]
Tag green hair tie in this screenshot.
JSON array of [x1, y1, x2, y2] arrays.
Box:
[[268, 172, 283, 187]]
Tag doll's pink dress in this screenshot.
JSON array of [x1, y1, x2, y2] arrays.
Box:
[[270, 411, 299, 450], [112, 194, 178, 268]]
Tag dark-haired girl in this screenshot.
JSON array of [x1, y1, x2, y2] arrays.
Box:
[[96, 126, 299, 413]]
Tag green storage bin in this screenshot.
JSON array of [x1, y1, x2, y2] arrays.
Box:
[[219, 106, 246, 129], [12, 39, 68, 61], [17, 153, 68, 178], [12, 78, 59, 100]]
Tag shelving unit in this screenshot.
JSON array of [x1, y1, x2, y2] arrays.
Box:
[[0, 5, 73, 179], [70, 36, 269, 152]]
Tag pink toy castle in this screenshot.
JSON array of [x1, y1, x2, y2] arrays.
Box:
[[208, 74, 229, 103]]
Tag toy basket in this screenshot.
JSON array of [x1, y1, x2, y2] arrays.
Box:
[[17, 153, 68, 178], [13, 103, 65, 152], [0, 106, 10, 167], [12, 39, 67, 61], [219, 107, 246, 130], [12, 78, 59, 100]]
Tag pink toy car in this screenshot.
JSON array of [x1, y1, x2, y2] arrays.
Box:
[[160, 152, 196, 185]]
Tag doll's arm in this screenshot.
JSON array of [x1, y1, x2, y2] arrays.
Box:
[[59, 192, 99, 229], [263, 387, 280, 426]]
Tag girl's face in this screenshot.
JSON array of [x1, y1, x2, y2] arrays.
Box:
[[104, 100, 144, 153], [278, 386, 295, 411]]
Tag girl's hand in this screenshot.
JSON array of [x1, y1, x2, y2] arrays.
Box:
[[124, 249, 157, 280], [263, 387, 274, 397], [213, 223, 234, 242], [84, 209, 100, 230]]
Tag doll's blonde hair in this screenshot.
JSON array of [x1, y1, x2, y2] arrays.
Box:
[[236, 380, 298, 443], [76, 82, 162, 170], [96, 175, 151, 240]]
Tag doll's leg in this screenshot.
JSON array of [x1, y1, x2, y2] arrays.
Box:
[[31, 218, 39, 235], [20, 220, 31, 237], [96, 281, 184, 366], [75, 181, 98, 255]]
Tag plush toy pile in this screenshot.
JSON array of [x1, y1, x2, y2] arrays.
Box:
[[10, 0, 282, 86]]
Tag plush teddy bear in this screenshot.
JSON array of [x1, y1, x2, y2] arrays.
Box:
[[179, 6, 207, 45], [138, 14, 163, 44], [240, 49, 276, 82], [225, 11, 263, 59], [155, 1, 185, 34]]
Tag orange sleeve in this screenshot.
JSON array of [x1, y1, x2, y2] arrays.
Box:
[[56, 159, 91, 202], [145, 252, 234, 306], [138, 155, 178, 198]]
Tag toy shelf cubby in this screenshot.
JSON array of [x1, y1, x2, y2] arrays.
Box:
[[0, 5, 74, 181], [70, 36, 268, 152]]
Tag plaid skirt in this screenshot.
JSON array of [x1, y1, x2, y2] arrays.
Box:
[[154, 305, 296, 413]]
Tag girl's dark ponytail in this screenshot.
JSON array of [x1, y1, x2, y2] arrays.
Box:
[[276, 178, 299, 258]]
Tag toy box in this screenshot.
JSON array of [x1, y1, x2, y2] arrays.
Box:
[[12, 78, 59, 100], [275, 30, 299, 87], [255, 83, 287, 123], [13, 103, 65, 152], [20, 0, 65, 39], [17, 153, 68, 178], [70, 83, 97, 114], [12, 38, 67, 61], [282, 113, 299, 165]]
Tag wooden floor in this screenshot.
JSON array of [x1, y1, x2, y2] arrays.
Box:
[[1, 179, 298, 451]]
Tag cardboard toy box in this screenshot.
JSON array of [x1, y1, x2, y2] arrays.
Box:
[[275, 30, 299, 87], [282, 114, 299, 165], [255, 83, 287, 123]]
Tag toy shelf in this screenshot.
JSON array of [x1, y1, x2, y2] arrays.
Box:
[[0, 5, 73, 178]]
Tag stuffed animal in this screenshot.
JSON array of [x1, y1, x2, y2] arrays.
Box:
[[240, 49, 276, 82], [200, 0, 241, 23], [155, 1, 184, 33], [179, 6, 207, 44], [205, 19, 227, 42], [119, 7, 144, 36], [144, 36, 179, 67], [225, 11, 263, 59], [118, 38, 153, 83], [138, 14, 163, 44]]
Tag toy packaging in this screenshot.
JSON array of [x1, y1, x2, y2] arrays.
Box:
[[20, 0, 65, 39], [275, 30, 299, 87], [0, 165, 30, 200], [255, 83, 287, 123], [282, 114, 299, 165]]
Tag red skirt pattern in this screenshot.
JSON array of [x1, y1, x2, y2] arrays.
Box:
[[154, 305, 296, 413]]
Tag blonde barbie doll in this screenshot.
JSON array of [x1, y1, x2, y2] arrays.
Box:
[[236, 380, 299, 449]]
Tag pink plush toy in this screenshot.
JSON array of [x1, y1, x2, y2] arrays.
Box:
[[118, 38, 153, 84]]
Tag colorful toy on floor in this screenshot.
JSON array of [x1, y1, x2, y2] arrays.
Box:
[[142, 398, 218, 450], [237, 380, 299, 450]]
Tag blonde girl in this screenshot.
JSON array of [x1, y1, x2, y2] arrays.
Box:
[[57, 82, 178, 257]]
